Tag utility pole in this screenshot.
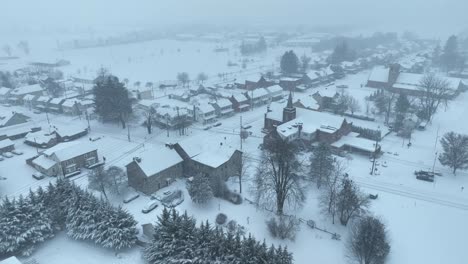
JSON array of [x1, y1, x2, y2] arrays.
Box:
[[85, 110, 91, 131], [432, 152, 438, 173], [370, 127, 381, 175], [434, 125, 440, 151], [127, 125, 131, 142], [166, 118, 169, 137], [176, 107, 181, 136], [240, 115, 243, 150]]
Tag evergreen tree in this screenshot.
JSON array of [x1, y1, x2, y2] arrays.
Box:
[[280, 51, 299, 74], [187, 173, 213, 204], [93, 73, 132, 128], [393, 94, 410, 131], [440, 35, 461, 71], [310, 142, 334, 188]]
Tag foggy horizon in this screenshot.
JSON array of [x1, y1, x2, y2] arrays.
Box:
[[2, 0, 468, 38]]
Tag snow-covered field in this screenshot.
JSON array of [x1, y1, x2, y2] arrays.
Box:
[[2, 38, 468, 264]]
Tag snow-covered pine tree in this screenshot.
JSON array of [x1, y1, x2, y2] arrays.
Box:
[[97, 205, 137, 251], [310, 142, 334, 188], [187, 173, 213, 204], [240, 234, 259, 264], [27, 190, 54, 248], [144, 207, 178, 263]]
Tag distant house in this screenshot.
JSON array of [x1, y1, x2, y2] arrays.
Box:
[[24, 130, 58, 148], [265, 85, 284, 101], [154, 106, 191, 129], [31, 141, 100, 177], [244, 88, 270, 107], [191, 104, 217, 124], [0, 112, 29, 128], [53, 126, 88, 142], [126, 148, 184, 195], [168, 90, 191, 102], [62, 99, 81, 115], [312, 90, 340, 110], [367, 64, 465, 98], [0, 125, 40, 140], [229, 94, 250, 112], [8, 84, 43, 105], [48, 98, 66, 113], [244, 76, 275, 90], [0, 138, 15, 153], [210, 98, 234, 117], [22, 94, 39, 109], [0, 87, 12, 103], [33, 96, 52, 111], [279, 77, 302, 91]]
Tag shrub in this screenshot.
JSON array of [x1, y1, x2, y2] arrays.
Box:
[[216, 213, 227, 225], [266, 216, 299, 241], [226, 220, 246, 236]]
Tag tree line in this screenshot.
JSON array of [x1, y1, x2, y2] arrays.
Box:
[[144, 208, 293, 264], [0, 179, 137, 257]]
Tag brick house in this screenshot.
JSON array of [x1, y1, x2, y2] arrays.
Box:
[[126, 148, 184, 195], [229, 94, 250, 112]]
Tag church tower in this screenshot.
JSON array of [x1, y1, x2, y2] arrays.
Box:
[[282, 91, 296, 123]]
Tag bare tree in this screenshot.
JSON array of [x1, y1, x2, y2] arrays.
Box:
[[337, 178, 370, 226], [238, 153, 252, 194], [347, 95, 361, 115], [134, 81, 141, 89], [177, 72, 190, 87], [88, 166, 110, 200], [254, 138, 305, 215], [197, 72, 208, 84], [319, 161, 346, 224], [106, 166, 127, 195], [347, 216, 390, 264], [2, 45, 12, 57], [144, 107, 156, 134], [418, 73, 451, 121], [17, 41, 29, 55], [309, 142, 334, 189], [438, 132, 468, 174]]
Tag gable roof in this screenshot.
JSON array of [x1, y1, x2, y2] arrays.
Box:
[[129, 147, 183, 177], [10, 84, 43, 96], [43, 141, 97, 161], [368, 67, 389, 83], [176, 134, 240, 168]]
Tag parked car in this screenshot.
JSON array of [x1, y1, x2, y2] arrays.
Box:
[[123, 193, 140, 204], [33, 110, 42, 114], [414, 170, 435, 182], [1, 152, 14, 158], [11, 150, 23, 155], [213, 122, 222, 127], [32, 172, 46, 180], [142, 200, 159, 214], [203, 125, 212, 130], [242, 125, 252, 129], [151, 190, 173, 201], [336, 84, 348, 89]]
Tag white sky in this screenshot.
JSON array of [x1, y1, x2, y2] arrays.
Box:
[[2, 0, 468, 37]]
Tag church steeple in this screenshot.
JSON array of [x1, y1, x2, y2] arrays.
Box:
[[282, 90, 296, 123], [286, 90, 293, 108]]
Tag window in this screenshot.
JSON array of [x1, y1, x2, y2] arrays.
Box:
[[86, 157, 96, 166], [65, 164, 77, 174]]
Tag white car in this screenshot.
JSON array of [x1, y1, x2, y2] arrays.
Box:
[[142, 200, 159, 214], [32, 172, 46, 180], [1, 152, 14, 158]]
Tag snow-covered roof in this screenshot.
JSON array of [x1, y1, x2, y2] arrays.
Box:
[[368, 67, 389, 83], [214, 98, 232, 108], [10, 84, 43, 96], [43, 141, 97, 161], [197, 103, 216, 113], [331, 136, 378, 152], [53, 125, 87, 138], [266, 85, 283, 94], [130, 147, 183, 177], [49, 98, 65, 105], [0, 87, 11, 96], [277, 108, 346, 138], [22, 94, 37, 101], [265, 102, 285, 122], [0, 138, 14, 149], [0, 256, 22, 264], [25, 131, 56, 144], [250, 88, 269, 99], [36, 96, 51, 103], [62, 99, 80, 108], [232, 93, 248, 103], [177, 134, 240, 168], [32, 154, 57, 170]]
